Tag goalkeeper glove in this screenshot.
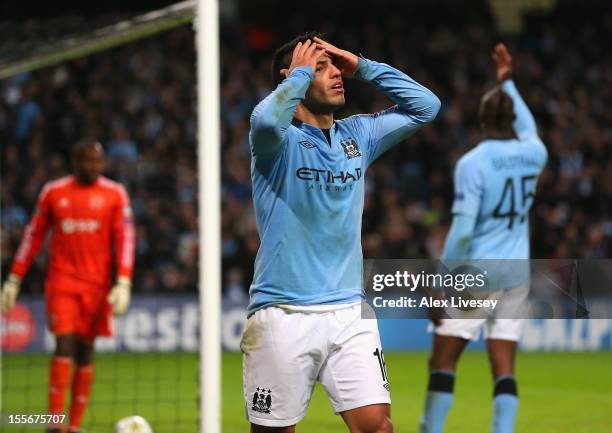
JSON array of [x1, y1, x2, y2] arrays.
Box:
[[108, 277, 131, 316], [1, 274, 22, 314]]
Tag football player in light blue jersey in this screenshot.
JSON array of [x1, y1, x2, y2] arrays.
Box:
[[419, 44, 547, 433], [241, 32, 440, 433]]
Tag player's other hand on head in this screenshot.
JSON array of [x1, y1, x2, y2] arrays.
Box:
[[313, 37, 359, 77], [1, 274, 21, 314], [281, 39, 327, 78], [108, 277, 131, 316], [492, 42, 513, 83]]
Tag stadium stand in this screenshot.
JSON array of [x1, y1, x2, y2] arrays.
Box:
[[1, 0, 610, 299]]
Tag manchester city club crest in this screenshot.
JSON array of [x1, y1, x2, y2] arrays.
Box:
[[251, 387, 272, 414], [340, 138, 361, 159]]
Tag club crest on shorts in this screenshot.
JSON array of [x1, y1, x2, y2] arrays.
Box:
[[340, 138, 361, 159], [251, 387, 272, 414]]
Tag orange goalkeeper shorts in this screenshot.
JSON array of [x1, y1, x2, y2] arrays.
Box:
[[45, 281, 113, 341]]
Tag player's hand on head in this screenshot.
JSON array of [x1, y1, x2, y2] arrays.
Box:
[[108, 277, 131, 316], [492, 42, 513, 83], [281, 39, 326, 78], [1, 274, 21, 314], [312, 37, 359, 77]]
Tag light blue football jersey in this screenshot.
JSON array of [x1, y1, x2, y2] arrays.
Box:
[[451, 80, 548, 263], [247, 58, 440, 316]]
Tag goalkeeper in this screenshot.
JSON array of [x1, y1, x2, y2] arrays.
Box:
[[1, 138, 135, 433]]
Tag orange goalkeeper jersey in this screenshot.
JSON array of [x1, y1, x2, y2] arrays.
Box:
[[11, 175, 135, 290]]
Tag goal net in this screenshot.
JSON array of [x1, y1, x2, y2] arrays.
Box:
[[0, 2, 219, 432]]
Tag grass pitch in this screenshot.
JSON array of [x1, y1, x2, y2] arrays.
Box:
[[2, 351, 611, 432]]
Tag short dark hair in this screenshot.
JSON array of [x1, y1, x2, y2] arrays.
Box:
[[271, 31, 324, 87], [72, 137, 101, 158], [479, 87, 515, 132]]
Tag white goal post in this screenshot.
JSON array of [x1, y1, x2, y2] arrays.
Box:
[[197, 0, 222, 432]]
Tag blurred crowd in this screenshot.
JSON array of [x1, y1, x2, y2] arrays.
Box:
[[1, 2, 610, 296]]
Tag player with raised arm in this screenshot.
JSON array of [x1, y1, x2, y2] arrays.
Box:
[[1, 139, 135, 433], [418, 44, 547, 433], [242, 32, 440, 433]]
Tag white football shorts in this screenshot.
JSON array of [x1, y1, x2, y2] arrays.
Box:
[[240, 303, 391, 427], [433, 317, 524, 341], [432, 284, 529, 342]]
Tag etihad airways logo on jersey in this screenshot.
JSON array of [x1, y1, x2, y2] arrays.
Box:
[[296, 167, 363, 192], [61, 218, 101, 234], [296, 167, 362, 183]]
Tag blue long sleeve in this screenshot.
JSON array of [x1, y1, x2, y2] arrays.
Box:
[[249, 66, 313, 170], [441, 213, 478, 261], [501, 79, 537, 140], [355, 57, 441, 121], [353, 58, 441, 163]]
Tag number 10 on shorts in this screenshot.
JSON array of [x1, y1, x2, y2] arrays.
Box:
[[373, 348, 390, 391]]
